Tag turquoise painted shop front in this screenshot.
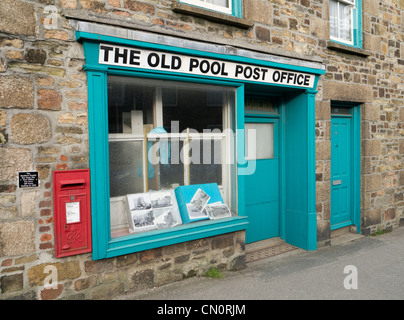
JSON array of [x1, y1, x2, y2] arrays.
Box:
[[76, 23, 325, 260]]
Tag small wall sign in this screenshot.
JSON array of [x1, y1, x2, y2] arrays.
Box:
[[18, 171, 39, 188]]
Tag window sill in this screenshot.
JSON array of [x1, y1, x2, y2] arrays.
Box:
[[326, 41, 370, 58], [98, 216, 249, 259], [171, 2, 253, 29]]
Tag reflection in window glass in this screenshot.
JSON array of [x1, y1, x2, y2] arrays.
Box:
[[163, 87, 223, 133], [148, 140, 185, 190], [190, 139, 222, 185], [108, 78, 154, 134], [109, 141, 144, 197]]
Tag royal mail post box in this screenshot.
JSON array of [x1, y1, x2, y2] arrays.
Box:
[[53, 169, 92, 258]]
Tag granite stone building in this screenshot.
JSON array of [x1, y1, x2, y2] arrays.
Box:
[[0, 0, 403, 299]]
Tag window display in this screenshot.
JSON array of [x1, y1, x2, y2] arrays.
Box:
[[125, 190, 182, 233], [108, 76, 236, 237]]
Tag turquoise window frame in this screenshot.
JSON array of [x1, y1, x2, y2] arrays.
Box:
[[77, 31, 325, 259], [88, 71, 248, 260], [81, 36, 249, 260], [88, 70, 248, 260], [330, 0, 363, 49]]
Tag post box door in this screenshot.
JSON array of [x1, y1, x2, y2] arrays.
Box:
[[53, 169, 92, 258], [57, 194, 90, 253]]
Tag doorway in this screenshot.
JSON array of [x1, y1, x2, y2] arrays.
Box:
[[330, 105, 360, 231], [244, 111, 280, 244], [241, 88, 320, 251]]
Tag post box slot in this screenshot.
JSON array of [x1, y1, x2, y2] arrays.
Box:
[[60, 179, 85, 189]]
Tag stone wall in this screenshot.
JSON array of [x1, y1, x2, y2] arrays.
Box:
[[1, 229, 244, 299], [0, 0, 403, 299]]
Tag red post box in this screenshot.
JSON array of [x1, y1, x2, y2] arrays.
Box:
[[53, 169, 92, 258]]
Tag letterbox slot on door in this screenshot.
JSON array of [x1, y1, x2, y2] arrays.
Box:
[[53, 169, 92, 258]]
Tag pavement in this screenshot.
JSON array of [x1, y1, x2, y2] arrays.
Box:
[[114, 224, 404, 301]]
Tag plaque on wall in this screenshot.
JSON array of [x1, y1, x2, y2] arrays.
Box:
[[18, 171, 39, 188]]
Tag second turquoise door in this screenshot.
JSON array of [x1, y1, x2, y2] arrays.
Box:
[[244, 116, 279, 243], [331, 115, 353, 229]]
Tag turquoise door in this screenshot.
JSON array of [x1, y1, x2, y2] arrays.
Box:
[[331, 115, 353, 229], [244, 116, 279, 243]]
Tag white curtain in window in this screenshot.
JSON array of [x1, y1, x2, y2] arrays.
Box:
[[206, 0, 229, 8], [181, 0, 231, 14], [330, 0, 353, 43], [339, 2, 352, 42], [330, 0, 338, 38]]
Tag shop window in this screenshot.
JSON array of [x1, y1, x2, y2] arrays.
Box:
[[107, 76, 236, 238], [330, 0, 362, 48]]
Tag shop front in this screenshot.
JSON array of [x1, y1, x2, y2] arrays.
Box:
[[75, 22, 325, 260]]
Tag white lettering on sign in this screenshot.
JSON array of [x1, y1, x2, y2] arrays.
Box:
[[98, 44, 315, 88]]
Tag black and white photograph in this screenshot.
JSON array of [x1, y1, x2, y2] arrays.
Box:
[[154, 208, 181, 229], [130, 209, 157, 232], [186, 203, 209, 220], [190, 188, 210, 212], [150, 191, 173, 208], [206, 202, 232, 219], [130, 193, 152, 211]]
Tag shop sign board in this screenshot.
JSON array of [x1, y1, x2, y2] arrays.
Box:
[[99, 43, 316, 89]]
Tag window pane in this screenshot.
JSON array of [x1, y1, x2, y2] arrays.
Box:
[[245, 123, 274, 160], [180, 0, 231, 13], [339, 3, 352, 42], [163, 86, 223, 133], [109, 141, 144, 197], [330, 0, 338, 38], [148, 139, 185, 190], [330, 0, 353, 43], [108, 76, 154, 134], [245, 96, 277, 113], [190, 139, 222, 185], [206, 0, 229, 8], [331, 106, 351, 115]]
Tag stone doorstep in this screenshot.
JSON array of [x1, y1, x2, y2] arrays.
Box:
[[245, 238, 302, 264], [245, 226, 364, 264], [329, 225, 364, 246]]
